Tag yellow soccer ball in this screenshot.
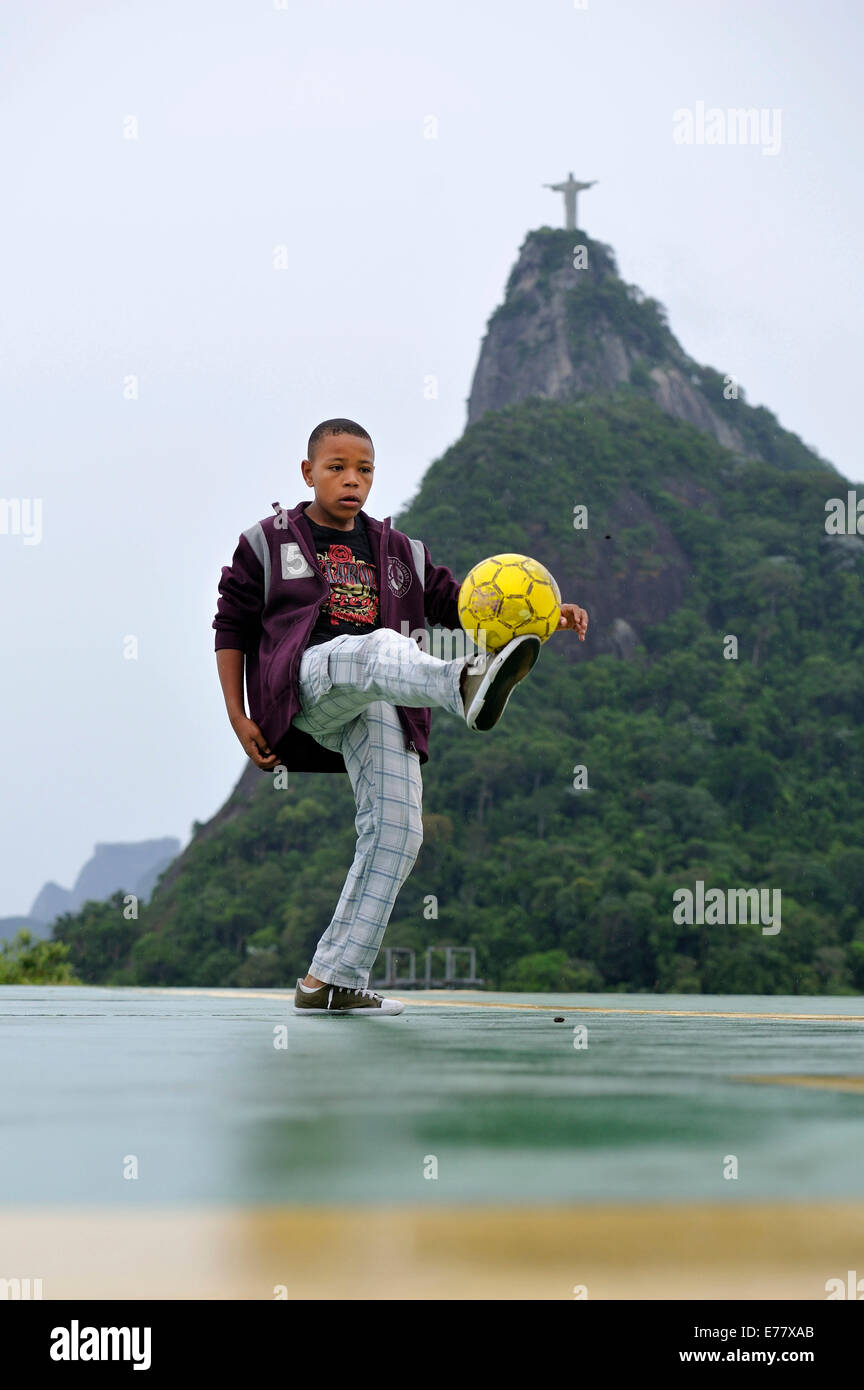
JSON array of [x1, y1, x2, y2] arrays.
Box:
[[458, 553, 562, 652]]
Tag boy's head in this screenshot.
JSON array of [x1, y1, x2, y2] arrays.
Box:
[[301, 418, 375, 529]]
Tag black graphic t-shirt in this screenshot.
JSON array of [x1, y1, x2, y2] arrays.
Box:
[[305, 511, 381, 648]]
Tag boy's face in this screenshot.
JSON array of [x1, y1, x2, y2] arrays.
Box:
[[301, 434, 375, 529]]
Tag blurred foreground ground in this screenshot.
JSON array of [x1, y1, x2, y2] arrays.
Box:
[[2, 986, 863, 1299]]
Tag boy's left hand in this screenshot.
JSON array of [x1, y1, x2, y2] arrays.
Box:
[[557, 603, 589, 641]]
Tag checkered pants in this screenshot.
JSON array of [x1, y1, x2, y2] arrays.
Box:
[[291, 627, 466, 989]]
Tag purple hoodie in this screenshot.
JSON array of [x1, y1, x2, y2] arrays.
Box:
[[213, 499, 462, 773]]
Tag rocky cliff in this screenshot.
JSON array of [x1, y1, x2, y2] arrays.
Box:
[[467, 227, 833, 475]]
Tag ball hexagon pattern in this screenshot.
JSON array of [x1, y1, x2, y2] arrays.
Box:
[[458, 552, 562, 652]]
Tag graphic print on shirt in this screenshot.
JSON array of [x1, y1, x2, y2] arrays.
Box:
[[317, 541, 379, 630]]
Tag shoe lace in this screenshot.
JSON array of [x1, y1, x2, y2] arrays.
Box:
[[351, 986, 379, 999]]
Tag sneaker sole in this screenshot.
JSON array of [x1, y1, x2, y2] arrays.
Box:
[[293, 1006, 404, 1015], [467, 636, 541, 731]]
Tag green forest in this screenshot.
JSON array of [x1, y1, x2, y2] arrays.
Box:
[[20, 387, 862, 996]]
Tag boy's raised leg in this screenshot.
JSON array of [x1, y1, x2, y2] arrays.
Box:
[[292, 626, 540, 741], [293, 627, 464, 740]]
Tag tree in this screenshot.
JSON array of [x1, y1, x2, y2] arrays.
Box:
[[0, 930, 81, 984]]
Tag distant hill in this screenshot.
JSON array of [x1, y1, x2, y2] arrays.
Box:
[[47, 227, 864, 994], [0, 838, 180, 944], [0, 914, 50, 944]]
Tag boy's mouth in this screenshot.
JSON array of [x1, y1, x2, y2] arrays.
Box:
[[338, 497, 360, 507]]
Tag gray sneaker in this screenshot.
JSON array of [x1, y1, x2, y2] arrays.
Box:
[[461, 634, 541, 731], [293, 979, 405, 1015]]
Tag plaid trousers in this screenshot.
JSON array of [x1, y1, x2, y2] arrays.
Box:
[[291, 627, 466, 988]]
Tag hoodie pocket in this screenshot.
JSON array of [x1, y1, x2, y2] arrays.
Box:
[[298, 643, 335, 714]]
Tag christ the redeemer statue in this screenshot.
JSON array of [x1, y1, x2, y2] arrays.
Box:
[[543, 172, 597, 231]]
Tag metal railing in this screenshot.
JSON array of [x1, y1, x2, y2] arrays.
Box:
[[372, 946, 484, 990]]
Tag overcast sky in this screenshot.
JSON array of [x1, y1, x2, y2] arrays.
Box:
[[1, 0, 861, 916]]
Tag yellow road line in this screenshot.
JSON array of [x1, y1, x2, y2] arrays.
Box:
[[149, 988, 864, 1023], [400, 1000, 864, 1021], [735, 1074, 864, 1093]]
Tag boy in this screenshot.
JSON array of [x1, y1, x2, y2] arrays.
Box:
[[213, 419, 588, 1016]]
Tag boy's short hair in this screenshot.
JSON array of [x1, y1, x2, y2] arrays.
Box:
[[307, 418, 374, 463]]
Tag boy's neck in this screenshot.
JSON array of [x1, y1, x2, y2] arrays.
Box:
[[304, 499, 357, 531]]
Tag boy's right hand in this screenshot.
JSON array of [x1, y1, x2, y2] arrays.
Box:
[[231, 715, 280, 770]]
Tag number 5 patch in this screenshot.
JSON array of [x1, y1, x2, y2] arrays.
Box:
[[281, 542, 314, 579]]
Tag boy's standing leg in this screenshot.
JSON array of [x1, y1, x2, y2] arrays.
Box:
[[300, 696, 423, 991]]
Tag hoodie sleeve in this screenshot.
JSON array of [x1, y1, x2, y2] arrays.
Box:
[[422, 542, 462, 629], [212, 532, 265, 652]]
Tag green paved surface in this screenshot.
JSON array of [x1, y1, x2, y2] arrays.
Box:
[[2, 987, 863, 1206]]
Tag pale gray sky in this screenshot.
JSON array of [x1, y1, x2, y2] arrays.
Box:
[[1, 0, 861, 915]]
